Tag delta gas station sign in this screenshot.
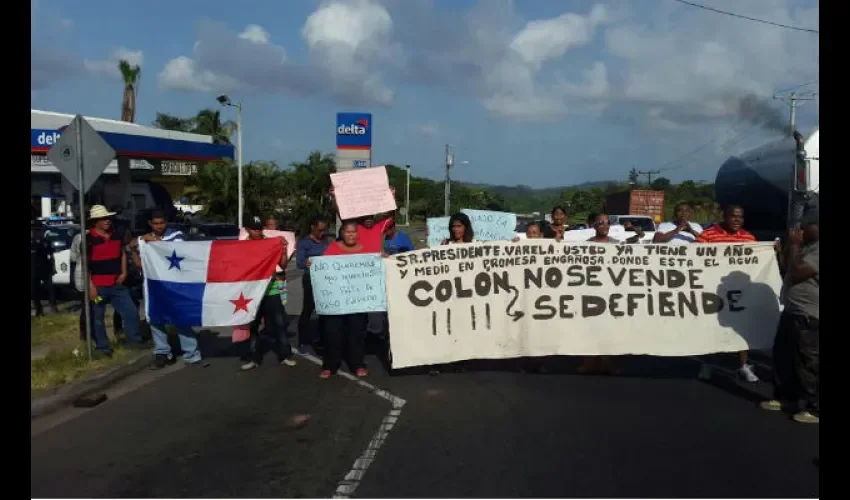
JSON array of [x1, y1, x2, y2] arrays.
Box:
[[335, 112, 372, 173]]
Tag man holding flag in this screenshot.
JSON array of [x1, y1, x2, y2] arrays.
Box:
[[139, 213, 288, 374], [130, 209, 204, 368]]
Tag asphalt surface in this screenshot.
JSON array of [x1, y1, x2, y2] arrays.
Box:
[[31, 261, 819, 498]]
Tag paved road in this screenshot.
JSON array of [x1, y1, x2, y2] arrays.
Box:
[[31, 272, 818, 498]]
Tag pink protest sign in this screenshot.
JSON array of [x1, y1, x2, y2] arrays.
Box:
[[330, 166, 397, 220], [238, 229, 296, 263]]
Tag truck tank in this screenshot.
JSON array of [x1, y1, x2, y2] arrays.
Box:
[[714, 129, 818, 240]]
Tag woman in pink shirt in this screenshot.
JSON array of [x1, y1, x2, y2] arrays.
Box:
[[319, 221, 372, 379]]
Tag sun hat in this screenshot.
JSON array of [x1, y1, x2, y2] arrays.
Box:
[[88, 205, 116, 220]]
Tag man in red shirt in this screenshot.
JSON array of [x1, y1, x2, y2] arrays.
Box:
[[696, 205, 757, 243], [328, 185, 396, 254], [696, 204, 759, 382], [357, 214, 394, 254], [85, 205, 144, 357]]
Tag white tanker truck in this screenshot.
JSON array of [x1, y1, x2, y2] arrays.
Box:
[[714, 128, 819, 241]]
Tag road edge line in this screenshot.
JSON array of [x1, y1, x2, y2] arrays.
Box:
[[298, 352, 407, 498], [31, 352, 151, 419]]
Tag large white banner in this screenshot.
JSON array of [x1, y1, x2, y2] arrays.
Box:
[[385, 241, 783, 369]]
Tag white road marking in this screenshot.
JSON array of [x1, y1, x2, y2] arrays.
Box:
[[298, 352, 407, 499]]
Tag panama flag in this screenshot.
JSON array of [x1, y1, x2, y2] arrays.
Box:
[[140, 239, 283, 327]]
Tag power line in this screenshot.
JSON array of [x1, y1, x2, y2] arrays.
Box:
[[774, 80, 818, 94], [654, 117, 753, 173], [670, 0, 819, 34], [648, 105, 786, 175]]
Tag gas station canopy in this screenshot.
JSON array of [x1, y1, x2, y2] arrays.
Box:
[[31, 109, 235, 164]]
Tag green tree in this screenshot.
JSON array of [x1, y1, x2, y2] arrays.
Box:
[[184, 160, 238, 221], [152, 113, 193, 132], [651, 177, 671, 190], [627, 167, 639, 185], [285, 151, 337, 232], [118, 59, 141, 123], [193, 109, 236, 145], [151, 108, 235, 144]]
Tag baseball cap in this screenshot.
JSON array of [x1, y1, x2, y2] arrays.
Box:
[[243, 215, 263, 230]]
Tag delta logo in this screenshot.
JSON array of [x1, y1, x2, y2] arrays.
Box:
[[337, 118, 369, 136]]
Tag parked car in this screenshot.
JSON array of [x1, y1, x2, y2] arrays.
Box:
[[189, 223, 240, 241], [515, 219, 550, 239], [608, 215, 656, 243], [43, 224, 80, 287], [168, 223, 191, 236]]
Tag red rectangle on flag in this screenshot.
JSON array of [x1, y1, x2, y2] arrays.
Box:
[[206, 239, 283, 283]]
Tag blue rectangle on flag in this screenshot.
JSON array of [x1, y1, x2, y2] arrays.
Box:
[[146, 279, 206, 326]]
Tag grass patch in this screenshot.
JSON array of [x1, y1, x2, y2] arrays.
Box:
[[31, 311, 115, 348], [31, 313, 81, 348], [31, 341, 142, 394]]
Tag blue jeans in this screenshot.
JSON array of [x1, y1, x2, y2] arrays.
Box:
[[92, 284, 142, 353], [151, 324, 202, 364]]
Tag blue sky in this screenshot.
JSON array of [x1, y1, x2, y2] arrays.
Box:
[[31, 0, 818, 188]]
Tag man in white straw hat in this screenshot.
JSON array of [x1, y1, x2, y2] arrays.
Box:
[[84, 205, 144, 357]]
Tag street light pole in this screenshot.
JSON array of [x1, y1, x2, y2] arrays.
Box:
[[217, 94, 243, 226], [236, 103, 243, 227], [405, 164, 411, 226]]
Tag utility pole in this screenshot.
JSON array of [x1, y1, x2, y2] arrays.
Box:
[[773, 91, 817, 135], [404, 164, 411, 226], [637, 170, 661, 186], [444, 144, 453, 216]]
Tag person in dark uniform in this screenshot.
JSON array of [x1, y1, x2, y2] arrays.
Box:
[[30, 220, 58, 316], [31, 195, 41, 223]]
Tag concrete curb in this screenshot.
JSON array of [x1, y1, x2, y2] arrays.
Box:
[[31, 352, 152, 419]]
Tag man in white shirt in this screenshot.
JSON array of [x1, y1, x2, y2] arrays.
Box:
[[653, 202, 703, 243]]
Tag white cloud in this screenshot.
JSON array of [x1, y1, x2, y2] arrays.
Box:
[[416, 122, 440, 137], [238, 24, 271, 44], [558, 62, 610, 99], [600, 0, 818, 129], [382, 1, 609, 121], [158, 0, 396, 106], [84, 47, 144, 80], [510, 5, 607, 70], [31, 0, 82, 90], [158, 56, 224, 93], [150, 0, 817, 128], [31, 1, 150, 90]]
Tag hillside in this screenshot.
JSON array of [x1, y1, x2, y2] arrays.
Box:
[[459, 180, 618, 213]]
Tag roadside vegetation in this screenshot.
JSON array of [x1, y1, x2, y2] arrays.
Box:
[[31, 312, 145, 394]]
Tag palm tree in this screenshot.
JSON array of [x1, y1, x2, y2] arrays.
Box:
[[152, 113, 193, 132], [118, 59, 141, 123], [184, 161, 238, 221], [192, 109, 236, 145], [286, 151, 337, 232]]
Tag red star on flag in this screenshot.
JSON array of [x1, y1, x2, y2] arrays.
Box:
[[230, 292, 253, 314]]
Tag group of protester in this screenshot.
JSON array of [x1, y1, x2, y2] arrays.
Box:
[[55, 192, 818, 425]]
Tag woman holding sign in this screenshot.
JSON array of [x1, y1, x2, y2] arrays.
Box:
[[543, 205, 570, 238], [441, 212, 475, 245], [426, 213, 476, 376], [319, 221, 371, 379]]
